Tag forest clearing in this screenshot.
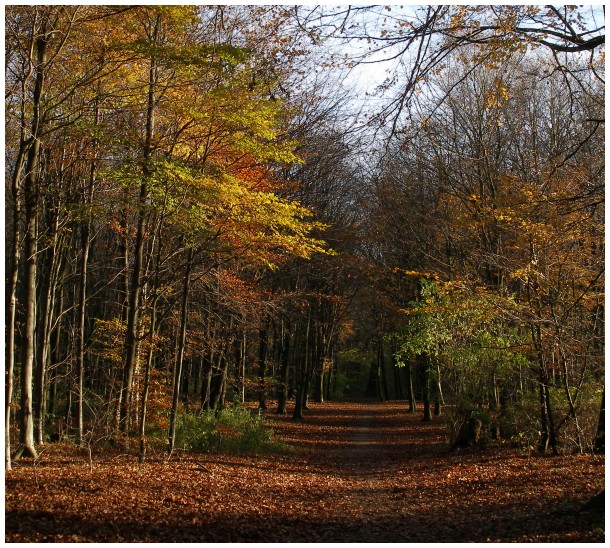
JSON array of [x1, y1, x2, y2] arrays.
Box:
[[5, 400, 604, 542]]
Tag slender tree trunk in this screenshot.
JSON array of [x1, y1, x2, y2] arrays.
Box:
[[276, 322, 290, 415], [6, 144, 27, 470], [537, 376, 549, 452], [18, 28, 49, 460], [433, 361, 442, 417], [120, 28, 158, 439], [201, 357, 213, 412], [211, 355, 230, 412], [257, 326, 268, 410], [138, 291, 158, 464], [594, 390, 604, 454], [34, 246, 54, 446], [48, 285, 65, 421], [35, 205, 63, 446], [209, 349, 224, 412], [312, 339, 325, 404], [77, 106, 98, 447], [406, 360, 417, 413], [293, 312, 311, 420], [530, 321, 557, 455], [559, 355, 584, 453], [240, 330, 247, 404], [544, 382, 558, 455], [76, 219, 91, 447], [421, 354, 432, 422], [168, 248, 193, 455]]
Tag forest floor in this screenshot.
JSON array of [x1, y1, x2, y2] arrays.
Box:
[[5, 399, 605, 542]]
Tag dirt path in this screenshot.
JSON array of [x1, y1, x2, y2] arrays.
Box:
[[5, 400, 604, 542]]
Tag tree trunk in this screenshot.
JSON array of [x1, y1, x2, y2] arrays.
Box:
[[406, 360, 417, 413], [276, 322, 290, 415], [531, 320, 557, 455], [35, 205, 63, 446], [240, 330, 247, 404], [421, 354, 432, 422], [257, 326, 268, 410], [76, 219, 91, 447], [168, 248, 193, 455], [594, 390, 604, 454], [201, 356, 213, 412], [6, 6, 39, 470], [119, 28, 158, 439], [138, 290, 159, 464], [312, 327, 325, 404], [18, 27, 49, 460], [434, 361, 442, 417], [293, 312, 311, 420], [76, 106, 98, 447], [6, 138, 27, 471], [211, 356, 230, 412]]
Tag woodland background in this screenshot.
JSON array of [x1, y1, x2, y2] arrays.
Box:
[[5, 5, 604, 473]]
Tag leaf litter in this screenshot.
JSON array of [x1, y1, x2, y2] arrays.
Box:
[[5, 400, 604, 542]]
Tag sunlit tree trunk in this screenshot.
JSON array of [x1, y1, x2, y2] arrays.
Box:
[[405, 360, 417, 413], [18, 25, 49, 460], [312, 325, 325, 404], [120, 16, 159, 439], [433, 361, 442, 417], [257, 326, 268, 410], [6, 125, 29, 470], [276, 321, 290, 415], [168, 247, 193, 455]]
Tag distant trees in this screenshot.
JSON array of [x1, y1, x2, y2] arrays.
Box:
[[368, 50, 604, 453]]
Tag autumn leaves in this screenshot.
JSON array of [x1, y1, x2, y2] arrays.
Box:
[[5, 6, 327, 466]]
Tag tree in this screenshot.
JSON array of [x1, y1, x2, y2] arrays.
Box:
[[296, 5, 604, 134], [5, 5, 334, 461], [369, 47, 603, 452]]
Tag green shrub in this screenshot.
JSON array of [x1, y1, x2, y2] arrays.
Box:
[[174, 406, 284, 454], [501, 385, 604, 454], [549, 385, 604, 454], [500, 394, 540, 453], [174, 411, 218, 452], [329, 372, 347, 400]]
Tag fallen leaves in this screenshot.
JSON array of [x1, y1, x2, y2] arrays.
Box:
[[5, 400, 604, 542]]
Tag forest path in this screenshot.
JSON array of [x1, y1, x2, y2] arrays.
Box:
[[268, 399, 453, 541], [5, 400, 604, 542]]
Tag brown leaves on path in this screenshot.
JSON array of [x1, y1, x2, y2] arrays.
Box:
[[5, 400, 604, 542]]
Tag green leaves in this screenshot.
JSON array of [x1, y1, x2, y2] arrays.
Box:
[[393, 278, 527, 385]]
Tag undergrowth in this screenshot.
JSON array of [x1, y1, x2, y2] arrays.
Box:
[[174, 406, 285, 454]]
